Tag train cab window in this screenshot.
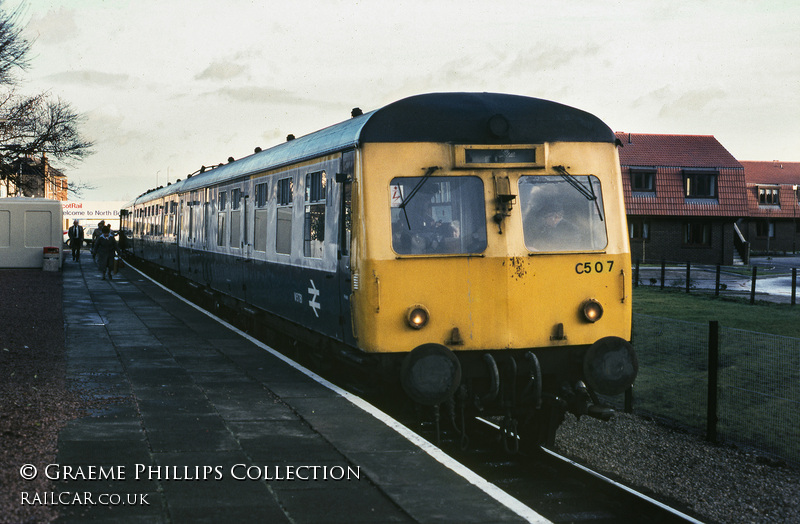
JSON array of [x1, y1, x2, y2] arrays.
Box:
[[276, 177, 293, 254], [304, 171, 326, 258], [519, 175, 607, 252], [390, 176, 487, 255]]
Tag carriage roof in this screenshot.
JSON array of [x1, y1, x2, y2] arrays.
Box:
[[128, 92, 614, 207]]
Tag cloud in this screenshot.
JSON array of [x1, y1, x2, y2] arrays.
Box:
[[659, 88, 727, 118], [84, 107, 148, 147], [206, 85, 338, 108], [505, 44, 603, 75], [42, 70, 130, 87], [195, 61, 248, 81], [25, 7, 79, 45]]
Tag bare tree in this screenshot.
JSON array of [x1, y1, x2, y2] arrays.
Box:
[[0, 1, 93, 197], [0, 2, 29, 85]]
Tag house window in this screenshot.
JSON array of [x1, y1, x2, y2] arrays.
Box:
[[684, 172, 717, 198], [629, 219, 650, 240], [630, 169, 655, 192], [758, 187, 779, 205], [684, 222, 711, 246], [219, 191, 227, 211], [756, 221, 775, 238]]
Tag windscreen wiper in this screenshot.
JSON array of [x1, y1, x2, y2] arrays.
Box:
[[553, 165, 604, 222], [398, 166, 441, 229]]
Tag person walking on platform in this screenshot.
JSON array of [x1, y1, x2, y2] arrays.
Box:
[[92, 224, 119, 280], [67, 219, 84, 261], [91, 220, 105, 259]]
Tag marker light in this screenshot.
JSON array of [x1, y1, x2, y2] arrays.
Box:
[[406, 305, 430, 330], [582, 299, 604, 323]]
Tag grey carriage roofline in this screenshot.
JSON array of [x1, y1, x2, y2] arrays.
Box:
[[128, 92, 615, 206]]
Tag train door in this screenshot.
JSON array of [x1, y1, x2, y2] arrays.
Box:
[[202, 188, 212, 284], [336, 150, 356, 346], [230, 186, 243, 250], [243, 186, 250, 259], [176, 197, 184, 274]]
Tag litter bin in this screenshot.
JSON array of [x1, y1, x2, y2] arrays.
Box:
[[43, 246, 60, 271]]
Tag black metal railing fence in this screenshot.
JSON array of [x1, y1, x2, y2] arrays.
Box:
[[617, 313, 800, 464], [634, 260, 799, 305]]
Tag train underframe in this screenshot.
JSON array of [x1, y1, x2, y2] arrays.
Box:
[[391, 342, 632, 450]]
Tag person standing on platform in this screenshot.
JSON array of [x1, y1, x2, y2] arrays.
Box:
[[92, 224, 119, 280], [67, 219, 84, 261]]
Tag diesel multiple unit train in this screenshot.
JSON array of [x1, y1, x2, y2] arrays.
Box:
[[122, 92, 637, 445]]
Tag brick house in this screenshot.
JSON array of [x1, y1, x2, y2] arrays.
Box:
[[740, 161, 800, 254], [617, 133, 748, 265], [0, 154, 68, 201]]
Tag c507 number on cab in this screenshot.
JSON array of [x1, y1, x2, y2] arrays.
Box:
[[575, 261, 614, 274]]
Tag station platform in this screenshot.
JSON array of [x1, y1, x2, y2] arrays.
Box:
[[55, 255, 546, 523]]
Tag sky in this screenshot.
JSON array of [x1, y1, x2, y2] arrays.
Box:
[[6, 0, 799, 202]]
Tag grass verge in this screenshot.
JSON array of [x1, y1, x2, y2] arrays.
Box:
[[633, 287, 800, 338]]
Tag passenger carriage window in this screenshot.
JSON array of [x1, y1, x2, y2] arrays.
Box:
[[255, 182, 268, 207], [390, 176, 487, 255], [230, 188, 241, 248], [168, 201, 176, 236], [217, 191, 227, 247], [276, 177, 293, 254], [188, 191, 198, 241], [254, 182, 268, 252], [519, 175, 608, 252], [217, 213, 225, 246], [304, 171, 326, 258], [231, 188, 241, 210]]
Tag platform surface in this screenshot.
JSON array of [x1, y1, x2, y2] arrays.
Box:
[[53, 255, 545, 523]]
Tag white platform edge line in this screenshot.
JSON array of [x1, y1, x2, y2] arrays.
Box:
[[538, 447, 705, 524], [125, 264, 549, 524]]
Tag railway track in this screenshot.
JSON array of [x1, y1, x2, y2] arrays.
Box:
[[410, 415, 707, 524]]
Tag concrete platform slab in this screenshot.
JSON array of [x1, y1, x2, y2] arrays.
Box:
[[52, 256, 542, 523]]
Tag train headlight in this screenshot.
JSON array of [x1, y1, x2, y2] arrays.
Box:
[[581, 299, 603, 323], [406, 305, 430, 330]]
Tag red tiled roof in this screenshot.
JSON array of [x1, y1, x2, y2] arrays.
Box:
[[617, 133, 747, 217], [741, 161, 800, 218], [616, 133, 742, 169], [741, 161, 800, 185]]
